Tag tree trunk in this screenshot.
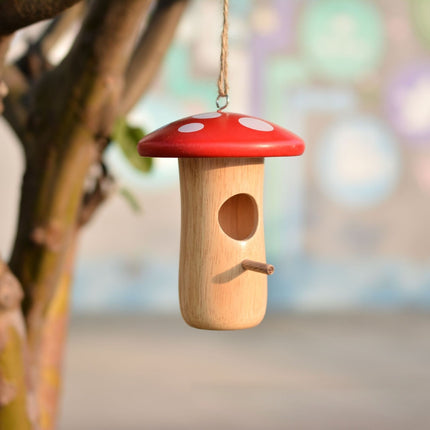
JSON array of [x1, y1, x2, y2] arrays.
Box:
[[1, 1, 189, 427], [0, 262, 35, 429], [9, 2, 153, 427]]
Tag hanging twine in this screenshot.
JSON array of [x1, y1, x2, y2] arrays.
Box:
[[216, 0, 229, 111]]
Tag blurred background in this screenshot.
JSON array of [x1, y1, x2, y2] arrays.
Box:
[[1, 0, 430, 429]]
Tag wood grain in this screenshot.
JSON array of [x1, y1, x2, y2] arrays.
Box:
[[178, 157, 267, 330], [242, 259, 274, 275]]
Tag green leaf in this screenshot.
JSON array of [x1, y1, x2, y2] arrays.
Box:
[[119, 187, 142, 213], [113, 117, 153, 173]]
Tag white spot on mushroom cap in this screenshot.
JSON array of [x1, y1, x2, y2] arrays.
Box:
[[239, 117, 274, 132], [178, 122, 204, 133], [192, 112, 222, 119]]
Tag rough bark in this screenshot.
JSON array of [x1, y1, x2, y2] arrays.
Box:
[[0, 261, 35, 429], [37, 236, 76, 430], [0, 0, 82, 36]]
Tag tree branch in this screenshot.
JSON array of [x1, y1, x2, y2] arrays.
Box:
[[0, 36, 12, 114], [0, 37, 11, 69], [13, 0, 153, 337], [10, 0, 154, 317], [78, 160, 116, 227], [37, 235, 76, 430], [0, 0, 82, 36], [16, 44, 53, 86], [2, 3, 84, 147], [0, 260, 35, 429], [120, 0, 189, 115], [2, 65, 30, 145], [38, 2, 86, 57]]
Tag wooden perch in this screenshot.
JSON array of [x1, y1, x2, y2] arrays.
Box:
[[242, 259, 275, 275]]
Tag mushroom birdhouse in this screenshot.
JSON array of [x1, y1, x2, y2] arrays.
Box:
[[137, 111, 305, 330]]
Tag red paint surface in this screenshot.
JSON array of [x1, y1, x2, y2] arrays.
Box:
[[137, 112, 305, 158]]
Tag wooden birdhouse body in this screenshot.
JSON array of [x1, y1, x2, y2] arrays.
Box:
[[179, 157, 266, 329], [137, 112, 304, 330]]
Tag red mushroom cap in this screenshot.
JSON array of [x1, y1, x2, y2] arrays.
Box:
[[137, 112, 304, 158]]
